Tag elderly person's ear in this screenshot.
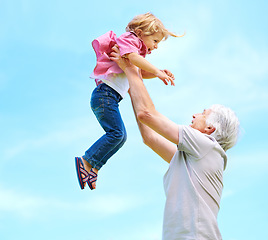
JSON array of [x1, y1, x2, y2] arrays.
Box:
[[205, 125, 216, 135]]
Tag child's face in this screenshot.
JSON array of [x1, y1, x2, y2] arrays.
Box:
[[140, 32, 164, 53]]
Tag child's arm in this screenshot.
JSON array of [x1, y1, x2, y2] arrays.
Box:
[[127, 52, 175, 86], [141, 69, 175, 80], [140, 70, 156, 79]]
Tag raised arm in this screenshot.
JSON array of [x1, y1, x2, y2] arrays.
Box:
[[129, 90, 177, 163], [110, 47, 178, 162], [124, 65, 179, 144]]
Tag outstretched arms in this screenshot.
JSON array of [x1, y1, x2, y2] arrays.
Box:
[[127, 52, 175, 86], [110, 47, 178, 163], [129, 90, 177, 163]]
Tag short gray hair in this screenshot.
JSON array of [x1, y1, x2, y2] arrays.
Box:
[[206, 104, 240, 151]]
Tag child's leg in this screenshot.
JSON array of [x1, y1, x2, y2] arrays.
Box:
[[83, 83, 127, 171]]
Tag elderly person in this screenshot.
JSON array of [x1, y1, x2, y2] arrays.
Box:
[[110, 47, 240, 240]]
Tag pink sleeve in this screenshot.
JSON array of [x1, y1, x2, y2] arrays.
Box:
[[92, 31, 123, 76], [92, 30, 117, 58], [115, 33, 141, 56]]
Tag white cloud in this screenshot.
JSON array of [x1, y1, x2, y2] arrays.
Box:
[[199, 36, 268, 85], [147, 32, 268, 118], [2, 117, 100, 161], [227, 149, 268, 173], [115, 221, 163, 240], [0, 185, 146, 220], [0, 186, 48, 219], [81, 193, 146, 217], [222, 148, 268, 200]]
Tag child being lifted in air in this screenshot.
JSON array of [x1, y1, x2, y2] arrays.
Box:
[[75, 12, 181, 190]]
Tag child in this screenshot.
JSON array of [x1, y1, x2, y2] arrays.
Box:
[[75, 12, 181, 190]]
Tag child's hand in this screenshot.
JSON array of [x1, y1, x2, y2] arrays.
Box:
[[162, 69, 175, 80], [156, 70, 175, 86]]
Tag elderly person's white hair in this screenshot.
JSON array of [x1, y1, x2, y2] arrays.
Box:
[[206, 104, 240, 151]]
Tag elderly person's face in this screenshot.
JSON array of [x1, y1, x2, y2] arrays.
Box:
[[190, 109, 213, 134]]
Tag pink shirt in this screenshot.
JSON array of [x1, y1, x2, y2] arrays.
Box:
[[91, 31, 148, 77]]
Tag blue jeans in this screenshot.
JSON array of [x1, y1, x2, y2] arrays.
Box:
[[83, 83, 127, 170]]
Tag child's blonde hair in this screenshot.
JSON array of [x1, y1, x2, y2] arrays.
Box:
[[126, 12, 181, 40]]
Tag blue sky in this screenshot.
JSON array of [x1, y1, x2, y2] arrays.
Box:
[[1, 0, 268, 239]]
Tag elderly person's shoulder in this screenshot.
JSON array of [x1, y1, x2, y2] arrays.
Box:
[[178, 125, 227, 164], [178, 125, 218, 144]]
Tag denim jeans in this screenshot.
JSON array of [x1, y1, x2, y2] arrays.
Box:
[[83, 83, 127, 170]]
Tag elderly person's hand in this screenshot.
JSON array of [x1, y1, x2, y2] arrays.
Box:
[[110, 45, 136, 72]]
